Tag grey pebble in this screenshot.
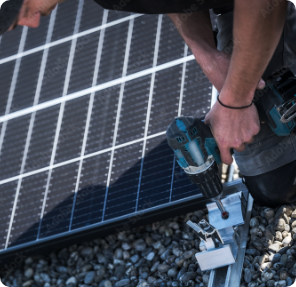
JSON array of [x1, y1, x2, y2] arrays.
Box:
[[122, 242, 131, 250], [244, 268, 253, 283], [84, 271, 95, 285], [99, 280, 112, 287], [261, 269, 274, 282], [269, 253, 281, 263], [146, 252, 155, 261], [157, 264, 170, 273], [66, 277, 77, 285], [130, 254, 139, 263], [40, 273, 50, 283], [180, 272, 197, 284], [24, 268, 34, 279], [115, 279, 131, 287], [134, 239, 147, 251], [274, 280, 286, 287], [167, 268, 178, 278], [80, 247, 93, 259]]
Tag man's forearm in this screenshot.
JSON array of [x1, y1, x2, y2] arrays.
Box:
[[221, 0, 287, 106], [168, 12, 232, 92], [168, 11, 216, 60]]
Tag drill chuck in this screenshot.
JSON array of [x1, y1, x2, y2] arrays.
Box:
[[186, 160, 222, 199]]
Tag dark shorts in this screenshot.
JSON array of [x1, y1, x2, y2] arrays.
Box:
[[216, 3, 296, 176]]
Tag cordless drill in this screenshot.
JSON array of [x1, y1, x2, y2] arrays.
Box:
[[255, 68, 296, 136], [166, 117, 229, 220]]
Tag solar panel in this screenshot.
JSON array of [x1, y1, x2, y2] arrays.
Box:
[[0, 0, 216, 259]]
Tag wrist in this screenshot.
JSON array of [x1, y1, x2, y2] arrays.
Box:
[[219, 84, 255, 107]]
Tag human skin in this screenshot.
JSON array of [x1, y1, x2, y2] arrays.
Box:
[[8, 0, 64, 30], [169, 0, 287, 164]]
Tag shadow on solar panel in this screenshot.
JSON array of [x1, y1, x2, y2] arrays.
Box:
[[7, 139, 199, 250]]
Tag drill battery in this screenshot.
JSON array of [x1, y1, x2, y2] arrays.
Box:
[[254, 68, 296, 136]]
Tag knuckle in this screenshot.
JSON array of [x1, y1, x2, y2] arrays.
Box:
[[232, 138, 243, 149]]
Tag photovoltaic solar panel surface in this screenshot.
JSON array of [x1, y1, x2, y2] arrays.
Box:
[[0, 0, 213, 254]]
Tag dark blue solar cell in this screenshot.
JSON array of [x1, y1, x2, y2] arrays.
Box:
[[0, 115, 30, 180], [0, 26, 22, 59], [79, 0, 104, 32], [116, 76, 150, 145], [137, 135, 174, 211], [54, 96, 90, 164], [51, 0, 79, 42], [0, 180, 17, 250], [148, 65, 183, 135], [39, 162, 78, 238], [11, 51, 43, 112], [9, 172, 49, 247], [0, 60, 16, 116], [97, 22, 129, 84], [67, 31, 101, 95], [181, 60, 212, 118], [24, 16, 50, 51], [85, 87, 120, 155], [157, 16, 185, 65], [24, 105, 60, 173], [104, 142, 142, 220], [71, 153, 110, 229], [38, 42, 72, 103], [127, 15, 158, 75]]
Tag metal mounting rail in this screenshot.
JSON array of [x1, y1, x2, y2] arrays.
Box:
[[208, 192, 254, 287]]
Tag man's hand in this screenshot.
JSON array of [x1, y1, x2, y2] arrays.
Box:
[[204, 100, 260, 165]]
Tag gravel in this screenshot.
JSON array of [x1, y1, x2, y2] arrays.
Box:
[[4, 199, 296, 287], [241, 203, 296, 287], [2, 210, 210, 287]]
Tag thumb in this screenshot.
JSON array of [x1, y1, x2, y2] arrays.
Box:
[[257, 79, 265, 90], [204, 113, 211, 126]]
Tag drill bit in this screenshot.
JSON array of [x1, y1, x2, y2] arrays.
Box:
[[213, 198, 229, 220]]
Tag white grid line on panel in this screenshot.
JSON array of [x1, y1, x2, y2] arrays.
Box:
[[169, 44, 189, 202], [178, 44, 188, 117], [0, 27, 28, 156], [37, 0, 83, 239], [69, 9, 109, 231], [7, 9, 58, 248], [0, 14, 143, 66], [0, 55, 195, 123], [102, 18, 134, 221], [4, 27, 29, 249], [169, 155, 176, 202], [0, 131, 166, 186], [135, 15, 162, 212]]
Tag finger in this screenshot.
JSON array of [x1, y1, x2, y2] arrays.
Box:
[[245, 136, 255, 145], [219, 146, 233, 165], [204, 114, 211, 125], [257, 79, 265, 90], [233, 143, 246, 152]]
